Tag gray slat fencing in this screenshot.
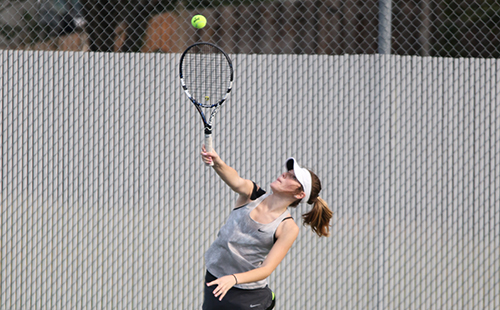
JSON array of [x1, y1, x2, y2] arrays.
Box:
[[1, 50, 499, 309]]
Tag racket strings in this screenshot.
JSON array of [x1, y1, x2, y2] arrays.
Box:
[[182, 45, 232, 108]]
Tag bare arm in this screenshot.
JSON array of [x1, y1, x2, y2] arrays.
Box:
[[207, 220, 300, 300], [201, 147, 254, 206]]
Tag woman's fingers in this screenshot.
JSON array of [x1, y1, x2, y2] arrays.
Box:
[[201, 146, 213, 164], [218, 289, 228, 301], [207, 280, 224, 299], [206, 275, 235, 301]]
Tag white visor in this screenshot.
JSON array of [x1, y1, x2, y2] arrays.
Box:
[[285, 157, 312, 204]]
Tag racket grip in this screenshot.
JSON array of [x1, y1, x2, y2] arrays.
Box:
[[205, 134, 214, 167]]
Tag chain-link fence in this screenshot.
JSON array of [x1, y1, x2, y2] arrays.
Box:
[[0, 0, 499, 57], [1, 1, 500, 310]]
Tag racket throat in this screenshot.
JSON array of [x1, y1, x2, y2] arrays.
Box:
[[204, 126, 212, 135]]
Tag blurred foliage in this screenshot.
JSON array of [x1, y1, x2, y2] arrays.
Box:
[[436, 0, 500, 58], [0, 0, 499, 57], [181, 0, 270, 10]]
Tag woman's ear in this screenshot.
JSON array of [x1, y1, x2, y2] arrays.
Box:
[[294, 191, 306, 201]]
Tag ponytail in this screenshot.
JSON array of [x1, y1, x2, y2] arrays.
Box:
[[288, 168, 333, 237], [302, 196, 333, 237], [298, 170, 333, 237]]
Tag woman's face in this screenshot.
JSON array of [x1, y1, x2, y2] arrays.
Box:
[[270, 170, 303, 195]]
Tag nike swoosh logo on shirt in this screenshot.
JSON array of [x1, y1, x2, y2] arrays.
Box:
[[250, 304, 261, 308], [257, 229, 265, 233]]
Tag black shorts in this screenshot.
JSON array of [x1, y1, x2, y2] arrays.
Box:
[[202, 271, 276, 310]]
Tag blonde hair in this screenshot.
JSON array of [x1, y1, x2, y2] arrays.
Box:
[[290, 170, 333, 237]]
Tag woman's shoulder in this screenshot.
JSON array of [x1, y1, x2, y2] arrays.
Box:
[[275, 216, 300, 241], [250, 181, 266, 200], [234, 181, 266, 209]]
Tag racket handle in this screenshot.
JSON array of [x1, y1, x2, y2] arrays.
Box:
[[205, 134, 214, 167]]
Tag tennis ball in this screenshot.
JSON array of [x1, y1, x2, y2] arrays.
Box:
[[191, 15, 207, 29]]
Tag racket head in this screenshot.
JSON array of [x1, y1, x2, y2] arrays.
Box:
[[179, 42, 233, 109]]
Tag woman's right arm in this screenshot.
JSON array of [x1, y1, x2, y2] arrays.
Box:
[[201, 147, 254, 206]]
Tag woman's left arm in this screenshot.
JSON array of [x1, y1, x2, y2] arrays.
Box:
[[207, 220, 300, 300]]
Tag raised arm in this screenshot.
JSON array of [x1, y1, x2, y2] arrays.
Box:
[[201, 147, 254, 206]]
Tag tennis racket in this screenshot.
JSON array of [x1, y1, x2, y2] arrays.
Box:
[[179, 42, 233, 166]]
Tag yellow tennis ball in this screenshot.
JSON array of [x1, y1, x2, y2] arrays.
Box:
[[191, 15, 207, 29]]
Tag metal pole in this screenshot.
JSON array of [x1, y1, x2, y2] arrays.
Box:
[[419, 0, 431, 56], [378, 0, 392, 54]]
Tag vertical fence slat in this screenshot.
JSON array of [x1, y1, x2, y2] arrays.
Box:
[[1, 50, 499, 310]]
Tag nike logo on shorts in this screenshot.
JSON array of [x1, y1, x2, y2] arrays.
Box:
[[250, 304, 261, 308]]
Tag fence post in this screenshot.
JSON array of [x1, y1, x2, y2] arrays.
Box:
[[378, 0, 392, 54]]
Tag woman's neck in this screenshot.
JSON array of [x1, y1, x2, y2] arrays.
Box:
[[260, 192, 294, 213]]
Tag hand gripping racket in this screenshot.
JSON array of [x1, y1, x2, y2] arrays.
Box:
[[179, 42, 233, 166]]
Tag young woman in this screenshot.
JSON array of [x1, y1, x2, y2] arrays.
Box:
[[201, 147, 332, 310]]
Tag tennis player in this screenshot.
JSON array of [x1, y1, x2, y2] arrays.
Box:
[[201, 147, 332, 310]]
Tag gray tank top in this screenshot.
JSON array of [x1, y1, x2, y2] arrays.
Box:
[[205, 193, 292, 289]]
